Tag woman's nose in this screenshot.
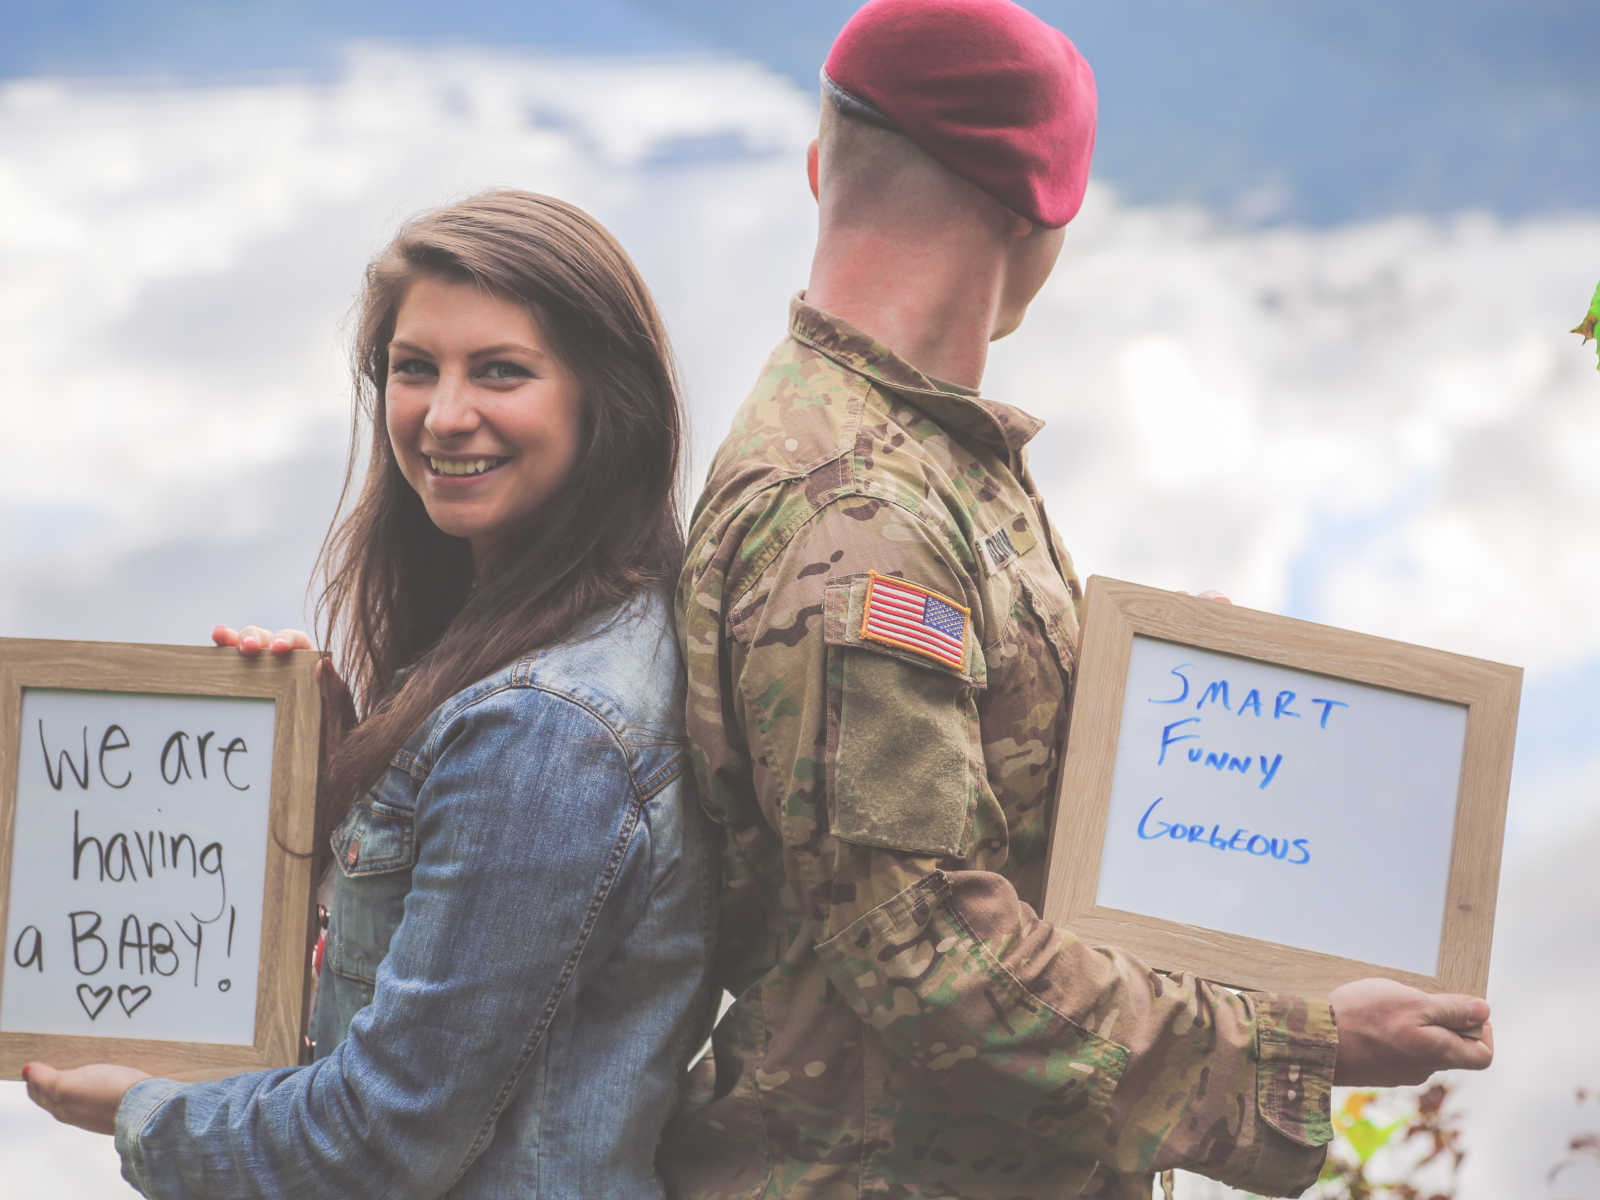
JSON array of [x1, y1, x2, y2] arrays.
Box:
[[423, 375, 479, 439]]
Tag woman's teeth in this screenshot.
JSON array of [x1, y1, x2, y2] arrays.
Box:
[[427, 456, 502, 477]]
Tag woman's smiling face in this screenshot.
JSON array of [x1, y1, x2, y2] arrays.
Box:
[[384, 275, 583, 570]]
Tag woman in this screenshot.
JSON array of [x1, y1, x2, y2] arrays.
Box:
[[24, 190, 717, 1198]]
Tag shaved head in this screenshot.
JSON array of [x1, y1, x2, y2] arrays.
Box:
[[815, 95, 1006, 238]]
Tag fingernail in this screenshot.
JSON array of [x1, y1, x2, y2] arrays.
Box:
[[21, 1064, 30, 1082]]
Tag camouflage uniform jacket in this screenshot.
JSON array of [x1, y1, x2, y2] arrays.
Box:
[[665, 296, 1338, 1199]]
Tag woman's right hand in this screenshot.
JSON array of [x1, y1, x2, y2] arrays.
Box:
[[212, 624, 314, 657], [211, 624, 357, 773]]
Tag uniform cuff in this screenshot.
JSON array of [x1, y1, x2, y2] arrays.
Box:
[[1248, 994, 1339, 1195], [114, 1077, 185, 1197]]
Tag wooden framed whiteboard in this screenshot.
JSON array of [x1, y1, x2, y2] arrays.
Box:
[[0, 639, 321, 1078], [1041, 577, 1520, 998]]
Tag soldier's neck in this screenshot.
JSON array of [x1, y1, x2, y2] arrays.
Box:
[[806, 230, 1002, 390]]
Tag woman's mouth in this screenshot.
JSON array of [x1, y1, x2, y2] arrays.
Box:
[[426, 454, 509, 477]]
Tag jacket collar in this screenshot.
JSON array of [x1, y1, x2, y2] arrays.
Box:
[[787, 294, 1044, 456]]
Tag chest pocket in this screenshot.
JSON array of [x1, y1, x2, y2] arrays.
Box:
[[325, 785, 418, 995], [977, 507, 1079, 678]]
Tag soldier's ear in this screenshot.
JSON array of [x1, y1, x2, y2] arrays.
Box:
[[1003, 208, 1034, 241], [806, 138, 820, 202]]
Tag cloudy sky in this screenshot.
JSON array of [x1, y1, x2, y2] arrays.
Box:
[[2, 2, 1598, 1197]]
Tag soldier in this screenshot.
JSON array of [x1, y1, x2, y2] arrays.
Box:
[[665, 1, 1495, 1196]]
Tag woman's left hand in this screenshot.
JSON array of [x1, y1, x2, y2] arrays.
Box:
[[23, 1062, 149, 1135]]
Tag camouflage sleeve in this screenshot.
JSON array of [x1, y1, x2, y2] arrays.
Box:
[[730, 494, 1336, 1196], [819, 862, 1337, 1194]]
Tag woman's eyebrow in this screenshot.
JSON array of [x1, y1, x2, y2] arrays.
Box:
[[469, 342, 548, 359], [387, 339, 548, 359]]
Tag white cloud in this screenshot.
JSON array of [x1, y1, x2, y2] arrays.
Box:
[[1004, 207, 1600, 674], [7, 41, 1597, 677], [1, 41, 1597, 1199]]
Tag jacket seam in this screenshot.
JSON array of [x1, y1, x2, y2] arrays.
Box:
[[125, 1080, 185, 1193], [934, 874, 1127, 1055], [724, 379, 980, 634], [720, 372, 870, 616], [416, 679, 662, 803], [634, 754, 683, 801], [446, 747, 649, 1185], [736, 490, 979, 653], [789, 320, 1018, 453]]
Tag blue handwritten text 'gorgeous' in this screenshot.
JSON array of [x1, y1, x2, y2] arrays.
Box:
[[1136, 796, 1311, 864]]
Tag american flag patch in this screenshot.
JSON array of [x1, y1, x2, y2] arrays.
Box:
[[860, 572, 969, 669]]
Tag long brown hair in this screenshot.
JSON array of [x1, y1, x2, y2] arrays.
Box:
[[314, 191, 684, 844]]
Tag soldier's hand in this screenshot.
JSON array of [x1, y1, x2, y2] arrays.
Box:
[[1329, 977, 1493, 1086]]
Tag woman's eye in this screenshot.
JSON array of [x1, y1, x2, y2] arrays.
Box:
[[480, 360, 532, 382], [390, 357, 435, 379]]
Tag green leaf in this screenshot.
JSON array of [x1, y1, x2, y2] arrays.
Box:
[[1342, 1114, 1410, 1164]]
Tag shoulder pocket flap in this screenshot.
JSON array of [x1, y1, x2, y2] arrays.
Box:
[[330, 796, 417, 878], [822, 577, 976, 859], [824, 574, 985, 687]]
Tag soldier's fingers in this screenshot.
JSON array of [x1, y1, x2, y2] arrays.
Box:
[[212, 625, 241, 648], [1431, 1025, 1493, 1071], [1421, 994, 1490, 1032], [1413, 1011, 1493, 1073]]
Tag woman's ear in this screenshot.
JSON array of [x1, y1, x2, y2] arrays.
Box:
[[806, 138, 820, 202]]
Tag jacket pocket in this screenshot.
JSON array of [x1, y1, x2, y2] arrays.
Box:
[[330, 793, 416, 876], [325, 791, 418, 991]]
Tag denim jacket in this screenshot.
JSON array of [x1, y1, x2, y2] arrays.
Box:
[[115, 589, 718, 1198]]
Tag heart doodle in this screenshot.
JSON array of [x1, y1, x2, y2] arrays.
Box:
[[117, 985, 152, 1018], [76, 984, 112, 1021]]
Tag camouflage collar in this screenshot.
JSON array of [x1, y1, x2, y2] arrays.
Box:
[[788, 294, 1044, 456]]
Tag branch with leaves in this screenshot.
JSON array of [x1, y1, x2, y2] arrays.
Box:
[[1303, 1083, 1464, 1200], [1573, 281, 1600, 369]]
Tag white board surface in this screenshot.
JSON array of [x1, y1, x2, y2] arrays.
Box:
[[2, 688, 276, 1044], [1093, 635, 1468, 976]]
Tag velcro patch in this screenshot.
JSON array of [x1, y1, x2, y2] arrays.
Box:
[[979, 526, 1020, 572], [860, 571, 969, 670], [977, 513, 1038, 573]]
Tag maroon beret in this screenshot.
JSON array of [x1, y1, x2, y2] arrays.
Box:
[[822, 0, 1097, 228]]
